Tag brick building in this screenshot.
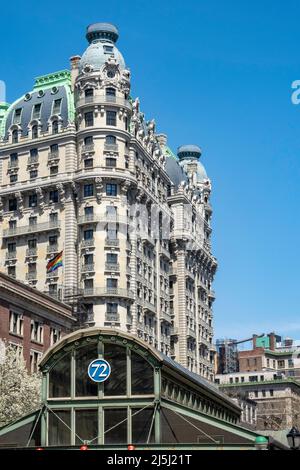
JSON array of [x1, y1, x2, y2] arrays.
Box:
[[0, 272, 76, 371]]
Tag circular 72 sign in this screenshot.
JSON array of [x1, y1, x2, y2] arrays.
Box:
[[88, 359, 111, 383]]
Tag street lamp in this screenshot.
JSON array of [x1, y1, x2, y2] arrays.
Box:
[[287, 427, 300, 450]]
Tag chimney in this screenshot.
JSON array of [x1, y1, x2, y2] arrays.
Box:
[[70, 55, 81, 91], [252, 334, 258, 349], [268, 332, 276, 351]]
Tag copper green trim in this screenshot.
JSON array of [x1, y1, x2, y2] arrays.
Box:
[[264, 349, 294, 356], [220, 377, 300, 388], [33, 70, 71, 91], [164, 145, 177, 160]]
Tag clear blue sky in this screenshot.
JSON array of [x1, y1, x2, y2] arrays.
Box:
[[1, 0, 300, 341]]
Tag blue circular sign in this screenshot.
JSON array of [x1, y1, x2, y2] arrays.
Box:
[[88, 359, 111, 383]]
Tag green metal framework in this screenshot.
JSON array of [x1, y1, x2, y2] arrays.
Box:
[[0, 329, 261, 449]]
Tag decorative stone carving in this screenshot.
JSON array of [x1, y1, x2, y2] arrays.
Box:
[[121, 180, 131, 195], [56, 183, 65, 204], [15, 191, 23, 212], [95, 177, 103, 203], [36, 187, 44, 209]]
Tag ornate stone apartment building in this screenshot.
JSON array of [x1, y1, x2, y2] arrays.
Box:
[[0, 23, 217, 380]]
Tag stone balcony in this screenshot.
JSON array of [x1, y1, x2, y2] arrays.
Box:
[[81, 264, 95, 273], [105, 262, 120, 272], [26, 248, 37, 257], [82, 287, 134, 300], [76, 94, 132, 111], [3, 221, 61, 238]]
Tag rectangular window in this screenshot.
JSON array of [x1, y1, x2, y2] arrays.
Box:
[[13, 108, 22, 124], [50, 327, 61, 346], [52, 99, 62, 114], [106, 110, 117, 126], [28, 239, 37, 249], [50, 166, 58, 175], [84, 136, 93, 145], [104, 45, 114, 54], [8, 242, 16, 253], [32, 103, 42, 119], [28, 194, 37, 207], [50, 143, 58, 153], [49, 235, 57, 246], [107, 278, 118, 288], [106, 158, 116, 167], [49, 190, 59, 203], [84, 112, 94, 127], [10, 174, 18, 183], [31, 320, 44, 344], [84, 229, 94, 240], [84, 158, 93, 169], [30, 350, 42, 373], [84, 254, 93, 265], [106, 87, 116, 96], [106, 183, 117, 196], [29, 216, 37, 226], [107, 253, 118, 264], [107, 303, 118, 314], [9, 311, 24, 336], [9, 198, 17, 211], [84, 184, 94, 198], [30, 170, 38, 179], [30, 148, 38, 158], [84, 206, 93, 216]]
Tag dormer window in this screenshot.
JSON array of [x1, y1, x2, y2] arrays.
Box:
[[13, 108, 22, 124], [52, 99, 62, 115], [32, 103, 42, 119]]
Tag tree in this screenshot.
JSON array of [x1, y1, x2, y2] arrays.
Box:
[[0, 342, 41, 427]]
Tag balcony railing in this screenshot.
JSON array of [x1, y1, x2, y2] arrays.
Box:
[[105, 238, 119, 247], [47, 244, 59, 254], [6, 251, 17, 260], [105, 313, 120, 322], [81, 264, 95, 273], [78, 214, 97, 224], [81, 239, 95, 248], [48, 151, 59, 162], [105, 263, 120, 271], [104, 143, 119, 152], [188, 327, 196, 338], [142, 232, 156, 246], [8, 160, 19, 169], [26, 248, 37, 257], [160, 311, 172, 323], [3, 221, 61, 238], [28, 155, 39, 165], [26, 272, 37, 280], [81, 144, 95, 154], [143, 300, 157, 315], [76, 94, 131, 110], [83, 287, 134, 299]]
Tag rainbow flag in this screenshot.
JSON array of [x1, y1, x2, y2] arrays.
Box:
[[47, 251, 63, 273]]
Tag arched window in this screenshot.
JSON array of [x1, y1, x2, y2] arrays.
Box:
[[52, 120, 58, 135], [105, 135, 116, 145], [32, 125, 38, 139], [12, 129, 18, 143]]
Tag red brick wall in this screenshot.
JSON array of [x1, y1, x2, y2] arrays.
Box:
[[0, 298, 70, 371], [238, 348, 264, 372]]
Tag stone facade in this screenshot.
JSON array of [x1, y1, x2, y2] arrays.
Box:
[[0, 23, 217, 380]]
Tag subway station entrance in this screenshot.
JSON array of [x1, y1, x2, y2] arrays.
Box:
[[0, 328, 261, 449]]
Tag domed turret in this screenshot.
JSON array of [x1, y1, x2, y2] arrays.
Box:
[[177, 144, 208, 183], [79, 22, 125, 72]]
